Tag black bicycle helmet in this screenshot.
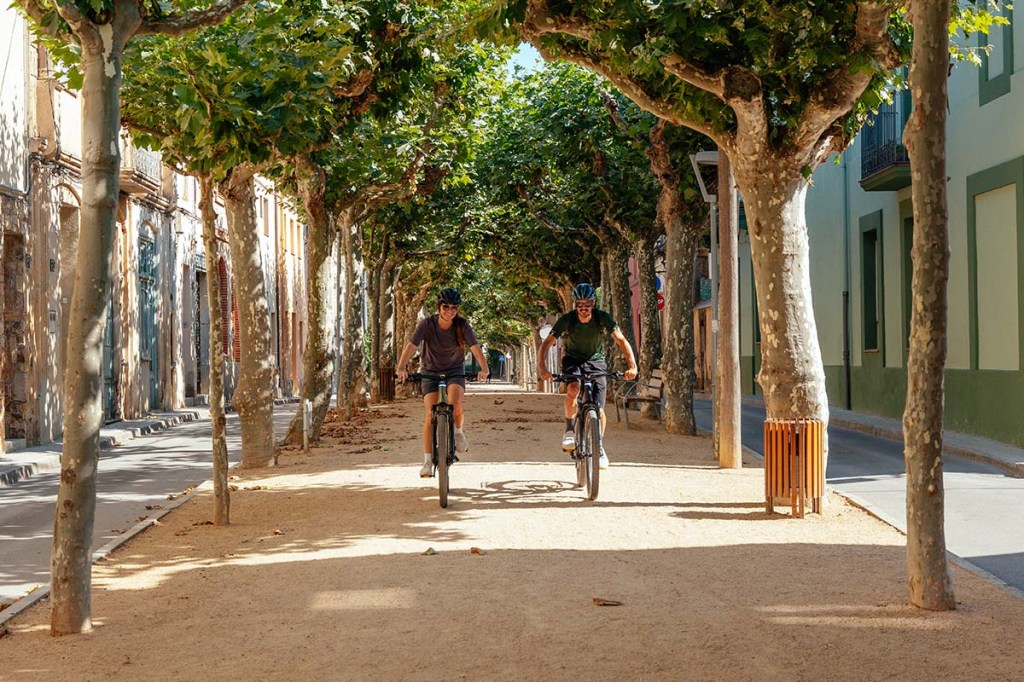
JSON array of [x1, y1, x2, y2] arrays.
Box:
[[572, 283, 597, 301], [437, 287, 462, 305]]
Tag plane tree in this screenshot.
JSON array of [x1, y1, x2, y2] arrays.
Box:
[[15, 0, 250, 636], [120, 0, 390, 467]]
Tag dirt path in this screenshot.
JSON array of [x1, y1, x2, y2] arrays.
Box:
[[3, 385, 1024, 681]]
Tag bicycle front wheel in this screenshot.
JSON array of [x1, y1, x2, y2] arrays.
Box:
[[435, 411, 452, 508], [583, 409, 600, 500]]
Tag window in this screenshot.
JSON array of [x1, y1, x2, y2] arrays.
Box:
[[860, 211, 884, 356], [263, 198, 269, 236], [968, 158, 1024, 372], [139, 230, 158, 361], [979, 5, 1014, 105]]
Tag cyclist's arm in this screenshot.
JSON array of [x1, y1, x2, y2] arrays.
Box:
[[396, 342, 418, 382], [610, 328, 638, 380], [538, 334, 557, 380], [469, 344, 489, 381]]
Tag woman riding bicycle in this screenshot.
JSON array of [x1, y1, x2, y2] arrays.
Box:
[[396, 288, 490, 477], [538, 283, 638, 469]]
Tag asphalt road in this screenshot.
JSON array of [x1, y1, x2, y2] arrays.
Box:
[[0, 408, 297, 605], [695, 400, 1024, 594]]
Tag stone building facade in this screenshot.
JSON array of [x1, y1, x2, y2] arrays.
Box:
[[0, 7, 308, 448]]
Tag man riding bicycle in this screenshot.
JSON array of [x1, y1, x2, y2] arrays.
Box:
[[538, 283, 638, 469], [396, 288, 490, 477]]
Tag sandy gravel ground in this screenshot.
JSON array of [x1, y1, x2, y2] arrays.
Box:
[[2, 384, 1024, 681]]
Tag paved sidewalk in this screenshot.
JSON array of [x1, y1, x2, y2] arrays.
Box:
[[0, 409, 206, 487], [738, 394, 1024, 478]]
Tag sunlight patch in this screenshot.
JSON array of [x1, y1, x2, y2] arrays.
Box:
[[310, 588, 417, 611]]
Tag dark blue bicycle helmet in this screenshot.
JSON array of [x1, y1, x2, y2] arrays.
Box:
[[437, 287, 462, 305], [572, 283, 597, 301]]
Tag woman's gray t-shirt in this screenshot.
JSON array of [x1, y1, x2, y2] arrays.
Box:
[[410, 315, 478, 371]]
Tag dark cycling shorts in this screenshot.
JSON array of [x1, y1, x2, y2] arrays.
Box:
[[421, 366, 466, 396], [561, 357, 607, 408]]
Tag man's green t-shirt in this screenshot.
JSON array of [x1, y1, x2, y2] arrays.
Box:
[[550, 309, 619, 361]]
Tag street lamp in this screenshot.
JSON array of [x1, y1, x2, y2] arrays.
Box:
[[690, 150, 719, 430]]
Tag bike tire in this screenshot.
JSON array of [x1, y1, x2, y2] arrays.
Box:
[[584, 409, 600, 500], [572, 416, 586, 486], [435, 411, 451, 508]]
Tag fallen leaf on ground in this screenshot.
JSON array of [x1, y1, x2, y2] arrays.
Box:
[[228, 485, 239, 491], [423, 547, 437, 556], [272, 529, 284, 535], [592, 598, 623, 607], [470, 547, 486, 555], [243, 485, 265, 491], [145, 504, 164, 511], [193, 521, 214, 527]]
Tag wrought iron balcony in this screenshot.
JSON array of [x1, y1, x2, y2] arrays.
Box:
[[860, 101, 910, 192], [120, 143, 163, 196]]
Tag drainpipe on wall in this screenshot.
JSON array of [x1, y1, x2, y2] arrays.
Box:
[[842, 153, 853, 410]]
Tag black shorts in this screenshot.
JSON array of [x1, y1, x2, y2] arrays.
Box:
[[561, 358, 607, 407], [421, 366, 466, 395]]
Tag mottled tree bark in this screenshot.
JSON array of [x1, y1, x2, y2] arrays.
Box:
[[50, 33, 127, 637], [199, 176, 229, 525], [338, 210, 368, 418], [737, 164, 829, 462], [902, 0, 955, 611], [634, 234, 662, 418], [221, 166, 275, 468], [646, 123, 698, 435], [282, 160, 335, 445]]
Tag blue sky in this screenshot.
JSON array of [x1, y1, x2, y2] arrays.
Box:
[[505, 42, 543, 76]]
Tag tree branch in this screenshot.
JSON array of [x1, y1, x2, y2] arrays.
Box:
[[530, 37, 727, 148], [791, 0, 903, 155], [138, 0, 250, 36]]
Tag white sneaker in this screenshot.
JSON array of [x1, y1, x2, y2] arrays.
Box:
[[420, 460, 433, 478], [599, 449, 609, 470], [561, 430, 575, 451], [454, 430, 469, 453]]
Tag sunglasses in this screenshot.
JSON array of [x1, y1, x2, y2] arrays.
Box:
[[440, 304, 460, 311], [574, 301, 594, 310]]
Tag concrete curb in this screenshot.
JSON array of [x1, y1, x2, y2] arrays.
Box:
[[738, 396, 1024, 479], [0, 477, 210, 628], [696, 423, 1024, 600], [0, 410, 203, 489]]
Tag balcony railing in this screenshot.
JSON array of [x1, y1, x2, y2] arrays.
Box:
[[860, 101, 911, 191], [120, 142, 162, 196]]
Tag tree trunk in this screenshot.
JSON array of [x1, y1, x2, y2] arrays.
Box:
[[634, 234, 662, 419], [532, 321, 546, 392], [50, 37, 125, 637], [902, 0, 955, 611], [282, 162, 335, 445], [717, 154, 742, 468], [647, 123, 697, 435], [339, 211, 368, 418], [199, 176, 230, 525], [736, 164, 829, 460], [221, 166, 275, 468]]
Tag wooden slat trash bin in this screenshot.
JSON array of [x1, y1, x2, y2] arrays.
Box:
[[764, 418, 825, 517]]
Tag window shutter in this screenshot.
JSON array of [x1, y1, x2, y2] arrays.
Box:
[[231, 287, 241, 361], [218, 259, 229, 355]]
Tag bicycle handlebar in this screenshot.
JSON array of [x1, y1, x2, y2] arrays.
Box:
[[550, 371, 623, 383], [403, 372, 477, 382]]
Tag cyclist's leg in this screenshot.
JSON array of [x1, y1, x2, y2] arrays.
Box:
[[448, 382, 470, 453], [420, 385, 440, 476], [448, 382, 466, 429]]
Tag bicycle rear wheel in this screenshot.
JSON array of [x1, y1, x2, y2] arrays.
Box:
[[435, 411, 452, 508], [583, 409, 600, 500]]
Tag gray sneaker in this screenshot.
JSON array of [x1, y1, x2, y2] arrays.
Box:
[[420, 460, 433, 478], [455, 430, 469, 453], [599, 448, 609, 470]]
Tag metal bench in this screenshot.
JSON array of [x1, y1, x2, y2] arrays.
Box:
[[614, 369, 665, 429]]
